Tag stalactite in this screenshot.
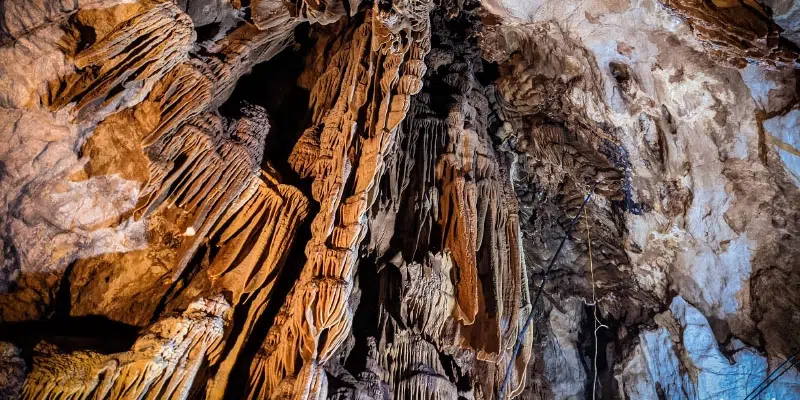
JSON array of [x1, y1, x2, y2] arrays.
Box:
[[45, 1, 195, 114], [138, 106, 269, 280], [249, 2, 434, 397], [3, 0, 800, 399], [322, 6, 534, 398], [201, 171, 310, 399]]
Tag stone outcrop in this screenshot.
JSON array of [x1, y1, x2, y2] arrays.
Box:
[[0, 342, 25, 399], [660, 0, 799, 68], [617, 296, 800, 399], [0, 0, 798, 399]]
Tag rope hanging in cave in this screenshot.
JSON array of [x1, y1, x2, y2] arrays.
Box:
[[584, 203, 608, 400], [498, 181, 598, 400]]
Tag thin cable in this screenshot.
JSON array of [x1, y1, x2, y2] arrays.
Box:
[[583, 202, 608, 399], [498, 181, 598, 400], [745, 357, 800, 400], [584, 205, 598, 400], [744, 351, 797, 400], [744, 350, 800, 400]]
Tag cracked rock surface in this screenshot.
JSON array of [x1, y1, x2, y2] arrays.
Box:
[[0, 0, 798, 399]]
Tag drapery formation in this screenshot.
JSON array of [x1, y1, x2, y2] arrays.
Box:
[[2, 0, 799, 399]]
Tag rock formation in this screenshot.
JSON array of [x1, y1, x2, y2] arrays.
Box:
[[0, 0, 798, 399]]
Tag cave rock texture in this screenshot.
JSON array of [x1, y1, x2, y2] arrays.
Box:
[[0, 0, 799, 398]]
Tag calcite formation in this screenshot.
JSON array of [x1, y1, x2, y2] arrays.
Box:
[[22, 297, 229, 399], [0, 0, 799, 399]]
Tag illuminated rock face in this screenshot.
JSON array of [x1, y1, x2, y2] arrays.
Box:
[[0, 0, 798, 399]]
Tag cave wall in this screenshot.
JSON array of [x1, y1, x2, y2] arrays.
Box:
[[0, 0, 799, 399], [482, 0, 800, 398]]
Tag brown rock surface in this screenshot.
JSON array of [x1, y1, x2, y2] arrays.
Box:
[[660, 0, 800, 68]]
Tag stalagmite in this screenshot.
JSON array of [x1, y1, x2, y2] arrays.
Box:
[[22, 297, 230, 400]]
